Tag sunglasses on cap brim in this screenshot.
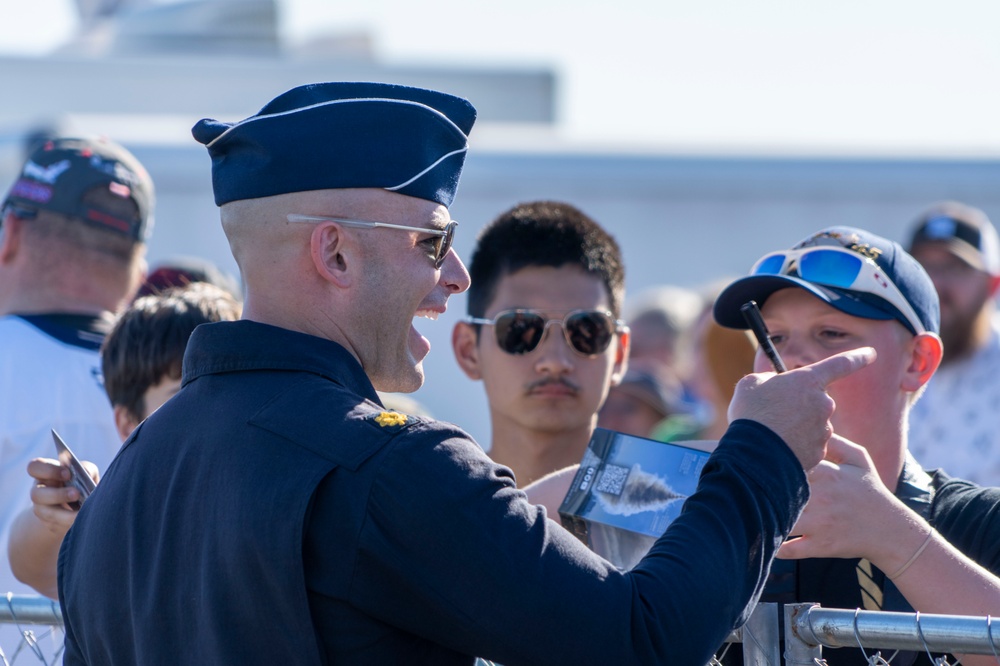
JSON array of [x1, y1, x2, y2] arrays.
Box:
[[751, 245, 926, 335]]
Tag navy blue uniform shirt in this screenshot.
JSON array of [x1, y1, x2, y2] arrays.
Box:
[[59, 320, 809, 665]]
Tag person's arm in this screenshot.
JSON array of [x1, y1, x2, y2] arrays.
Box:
[[522, 464, 576, 515], [778, 436, 1000, 666], [8, 458, 97, 599], [311, 348, 874, 665], [887, 528, 1000, 666]]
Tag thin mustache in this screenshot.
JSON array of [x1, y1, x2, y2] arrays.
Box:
[[526, 376, 580, 393]]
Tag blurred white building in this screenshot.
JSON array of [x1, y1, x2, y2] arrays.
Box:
[[2, 0, 998, 444]]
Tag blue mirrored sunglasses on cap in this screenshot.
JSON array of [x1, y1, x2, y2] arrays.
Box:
[[751, 245, 926, 334], [465, 309, 628, 357]]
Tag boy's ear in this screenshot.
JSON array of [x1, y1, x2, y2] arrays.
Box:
[[113, 404, 140, 443], [609, 328, 630, 387], [903, 332, 943, 392], [452, 321, 483, 380]]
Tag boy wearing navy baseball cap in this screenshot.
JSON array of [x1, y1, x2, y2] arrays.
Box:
[[713, 226, 1000, 666]]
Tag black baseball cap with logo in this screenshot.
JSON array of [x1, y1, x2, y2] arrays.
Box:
[[2, 136, 154, 242], [907, 201, 1000, 276]]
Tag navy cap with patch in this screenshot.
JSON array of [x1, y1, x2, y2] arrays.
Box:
[[3, 136, 154, 241], [192, 81, 476, 208], [907, 201, 1000, 276], [714, 226, 940, 336]]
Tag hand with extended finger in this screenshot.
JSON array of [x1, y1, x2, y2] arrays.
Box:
[[727, 347, 876, 471]]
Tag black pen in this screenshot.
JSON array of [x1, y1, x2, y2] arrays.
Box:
[[740, 300, 787, 373]]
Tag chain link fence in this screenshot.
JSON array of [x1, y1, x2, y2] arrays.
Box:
[[0, 595, 64, 666], [4, 593, 1000, 665], [785, 602, 1000, 664]]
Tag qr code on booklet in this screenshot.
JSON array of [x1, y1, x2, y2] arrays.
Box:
[[595, 463, 630, 496]]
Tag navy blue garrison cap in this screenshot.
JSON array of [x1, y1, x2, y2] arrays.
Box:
[[192, 82, 476, 208]]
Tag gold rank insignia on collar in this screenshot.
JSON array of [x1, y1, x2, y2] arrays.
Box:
[[374, 411, 408, 428]]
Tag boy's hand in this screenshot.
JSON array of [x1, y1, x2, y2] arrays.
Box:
[[27, 457, 99, 533], [777, 435, 915, 563]]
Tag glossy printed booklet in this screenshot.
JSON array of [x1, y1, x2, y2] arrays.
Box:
[[558, 428, 716, 570]]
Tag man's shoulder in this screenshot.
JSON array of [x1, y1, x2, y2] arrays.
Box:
[[0, 314, 108, 352], [249, 381, 473, 470], [931, 472, 1000, 502], [0, 316, 108, 423], [0, 315, 67, 347], [929, 472, 1000, 570], [930, 472, 1000, 523]]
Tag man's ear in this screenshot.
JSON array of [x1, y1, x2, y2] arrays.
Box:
[[309, 222, 351, 287], [0, 213, 22, 264], [609, 329, 630, 387], [903, 332, 943, 392], [452, 321, 483, 380]]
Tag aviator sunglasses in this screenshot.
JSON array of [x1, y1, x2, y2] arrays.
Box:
[[751, 245, 926, 334], [286, 214, 457, 269], [465, 309, 628, 357]]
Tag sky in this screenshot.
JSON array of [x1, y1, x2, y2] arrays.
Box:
[[2, 0, 1000, 154]]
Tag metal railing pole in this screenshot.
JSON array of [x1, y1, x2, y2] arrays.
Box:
[[740, 602, 780, 666], [792, 605, 1000, 656], [785, 603, 822, 666], [0, 595, 63, 627]]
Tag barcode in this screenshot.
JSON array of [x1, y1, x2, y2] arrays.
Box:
[[595, 463, 630, 496]]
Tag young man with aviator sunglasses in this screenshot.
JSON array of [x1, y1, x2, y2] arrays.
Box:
[[451, 201, 630, 486], [713, 226, 1000, 666]]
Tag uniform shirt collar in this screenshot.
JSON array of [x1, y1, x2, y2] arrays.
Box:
[[182, 320, 380, 403]]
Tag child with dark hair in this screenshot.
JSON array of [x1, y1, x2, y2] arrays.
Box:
[[452, 200, 630, 485], [8, 282, 240, 598], [103, 282, 242, 438]]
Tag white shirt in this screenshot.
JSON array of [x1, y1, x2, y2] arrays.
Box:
[[908, 313, 1000, 485], [0, 315, 120, 657]]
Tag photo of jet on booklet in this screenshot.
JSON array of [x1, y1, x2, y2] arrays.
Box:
[[559, 428, 716, 570]]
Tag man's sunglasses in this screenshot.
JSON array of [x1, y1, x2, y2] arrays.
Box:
[[751, 245, 926, 334], [286, 214, 457, 269], [465, 309, 628, 357]]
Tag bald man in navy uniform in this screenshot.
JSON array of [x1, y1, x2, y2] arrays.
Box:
[[58, 82, 874, 665]]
